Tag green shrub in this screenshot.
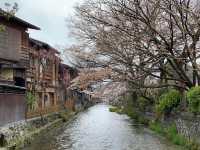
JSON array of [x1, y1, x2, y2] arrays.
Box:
[[59, 111, 69, 122], [186, 140, 200, 150], [109, 107, 118, 112], [149, 122, 187, 146], [156, 89, 182, 115], [149, 121, 164, 134], [149, 121, 200, 149], [125, 108, 136, 118], [122, 106, 139, 120], [187, 86, 200, 114], [26, 92, 36, 111], [166, 124, 186, 146], [137, 97, 150, 112], [137, 116, 149, 125]]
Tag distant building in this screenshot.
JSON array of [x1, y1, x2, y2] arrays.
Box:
[[58, 63, 78, 111]]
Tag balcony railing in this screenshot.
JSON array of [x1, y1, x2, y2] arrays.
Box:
[[19, 46, 30, 68]]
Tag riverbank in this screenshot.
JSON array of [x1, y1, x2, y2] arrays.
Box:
[[109, 105, 200, 150], [0, 98, 94, 149], [0, 110, 75, 149]]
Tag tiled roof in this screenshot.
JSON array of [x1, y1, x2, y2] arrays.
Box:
[[29, 38, 60, 54], [0, 9, 40, 30]]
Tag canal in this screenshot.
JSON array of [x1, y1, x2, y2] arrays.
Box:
[[23, 104, 182, 150]]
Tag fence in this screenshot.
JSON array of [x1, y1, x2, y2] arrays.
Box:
[[26, 105, 60, 119]]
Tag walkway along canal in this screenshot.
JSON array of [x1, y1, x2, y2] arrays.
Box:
[[23, 104, 183, 150]]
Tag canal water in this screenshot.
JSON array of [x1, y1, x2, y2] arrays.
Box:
[[23, 104, 182, 150]]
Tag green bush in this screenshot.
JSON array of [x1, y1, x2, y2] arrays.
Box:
[[186, 140, 200, 150], [137, 116, 149, 125], [109, 107, 125, 114], [166, 124, 186, 146], [26, 92, 36, 111], [187, 86, 200, 114], [149, 121, 164, 134], [119, 94, 137, 118], [109, 107, 118, 112], [137, 97, 150, 112], [156, 89, 182, 115], [59, 111, 70, 122], [122, 106, 139, 120], [149, 122, 187, 146]]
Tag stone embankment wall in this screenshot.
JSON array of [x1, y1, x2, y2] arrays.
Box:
[[0, 99, 93, 149], [143, 110, 200, 144], [0, 112, 64, 149], [174, 113, 200, 143], [160, 112, 200, 143]]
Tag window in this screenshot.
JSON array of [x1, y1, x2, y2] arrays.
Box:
[[0, 68, 14, 81]]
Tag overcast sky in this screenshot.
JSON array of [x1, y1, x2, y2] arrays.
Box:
[[0, 0, 81, 47]]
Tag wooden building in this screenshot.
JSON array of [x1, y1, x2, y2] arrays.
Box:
[[0, 9, 80, 125], [0, 10, 40, 126], [26, 38, 61, 118], [58, 63, 78, 111]]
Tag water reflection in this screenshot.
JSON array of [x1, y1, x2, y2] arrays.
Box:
[[23, 104, 182, 150]]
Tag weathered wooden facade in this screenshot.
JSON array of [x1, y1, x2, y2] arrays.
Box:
[[0, 10, 82, 126], [0, 10, 40, 126], [26, 38, 60, 118], [0, 10, 40, 87], [66, 88, 92, 111], [67, 75, 93, 111], [0, 90, 26, 126], [58, 64, 78, 111]]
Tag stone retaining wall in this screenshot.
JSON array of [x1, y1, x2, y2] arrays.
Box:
[[0, 112, 62, 149], [0, 100, 93, 149], [174, 114, 200, 143]]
